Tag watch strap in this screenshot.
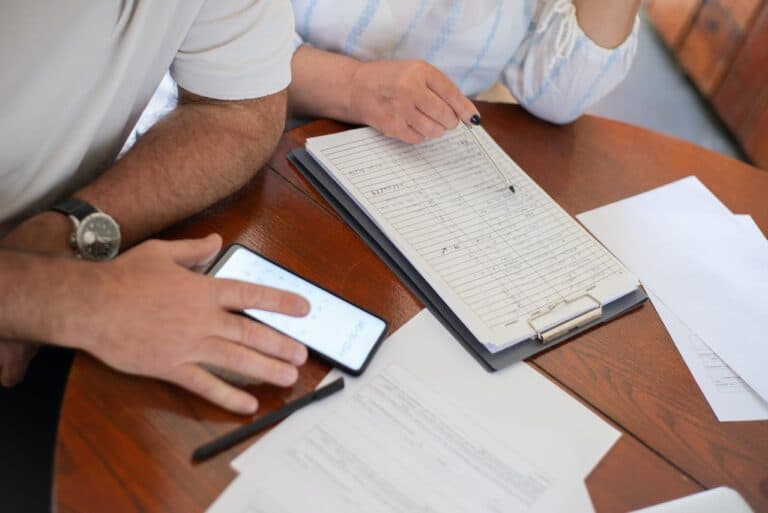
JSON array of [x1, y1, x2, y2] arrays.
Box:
[[50, 198, 98, 221]]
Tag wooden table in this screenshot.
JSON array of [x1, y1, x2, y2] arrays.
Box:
[[53, 103, 768, 513]]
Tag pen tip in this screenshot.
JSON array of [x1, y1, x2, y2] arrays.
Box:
[[470, 114, 482, 126], [508, 185, 516, 193]]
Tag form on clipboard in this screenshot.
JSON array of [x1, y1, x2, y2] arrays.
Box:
[[290, 125, 647, 370]]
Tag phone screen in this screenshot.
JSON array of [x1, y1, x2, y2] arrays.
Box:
[[209, 245, 387, 374]]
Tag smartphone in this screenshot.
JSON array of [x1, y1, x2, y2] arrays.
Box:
[[207, 244, 388, 375]]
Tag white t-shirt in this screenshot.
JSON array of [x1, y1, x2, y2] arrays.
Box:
[[0, 0, 294, 236], [291, 0, 638, 124]]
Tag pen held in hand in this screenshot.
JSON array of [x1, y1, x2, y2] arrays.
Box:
[[192, 376, 345, 462]]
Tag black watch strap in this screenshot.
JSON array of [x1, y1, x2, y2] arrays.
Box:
[[50, 198, 98, 221]]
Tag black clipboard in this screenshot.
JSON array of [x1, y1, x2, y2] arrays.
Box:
[[288, 148, 647, 371]]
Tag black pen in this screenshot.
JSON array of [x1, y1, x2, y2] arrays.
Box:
[[192, 376, 345, 462]]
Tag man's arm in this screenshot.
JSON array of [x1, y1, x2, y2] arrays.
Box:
[[3, 88, 287, 253], [0, 235, 311, 413]]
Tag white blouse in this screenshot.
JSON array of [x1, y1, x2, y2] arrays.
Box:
[[291, 0, 638, 123]]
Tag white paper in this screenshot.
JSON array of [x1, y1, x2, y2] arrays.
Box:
[[629, 487, 753, 513], [735, 214, 767, 245], [651, 293, 768, 421], [215, 310, 618, 513], [306, 126, 638, 351], [577, 177, 768, 403]]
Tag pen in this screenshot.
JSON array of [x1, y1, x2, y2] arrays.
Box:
[[463, 123, 516, 193], [191, 376, 345, 462]]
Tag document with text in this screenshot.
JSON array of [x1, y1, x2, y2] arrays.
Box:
[[305, 125, 639, 352], [211, 310, 620, 513], [578, 177, 768, 406]]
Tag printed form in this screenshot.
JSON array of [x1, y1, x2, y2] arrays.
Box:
[[578, 177, 768, 416], [211, 310, 620, 513], [306, 126, 638, 351]]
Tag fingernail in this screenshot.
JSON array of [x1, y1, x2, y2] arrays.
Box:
[[470, 114, 482, 126], [294, 346, 308, 365], [243, 397, 258, 414]]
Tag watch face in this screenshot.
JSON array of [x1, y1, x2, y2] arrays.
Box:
[[77, 213, 121, 261]]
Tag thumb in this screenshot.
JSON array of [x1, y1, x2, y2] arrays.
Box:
[[167, 234, 223, 270]]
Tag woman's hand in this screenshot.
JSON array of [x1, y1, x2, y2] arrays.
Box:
[[349, 60, 480, 144]]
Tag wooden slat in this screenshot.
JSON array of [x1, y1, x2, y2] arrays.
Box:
[[677, 0, 763, 96], [713, 2, 768, 169], [643, 0, 702, 48]]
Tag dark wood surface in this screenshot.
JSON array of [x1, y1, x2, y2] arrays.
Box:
[[644, 0, 701, 48], [713, 1, 768, 168], [644, 0, 768, 170], [54, 103, 768, 513]]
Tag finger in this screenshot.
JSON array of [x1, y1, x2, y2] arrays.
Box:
[[407, 108, 448, 140], [1, 358, 29, 387], [219, 314, 307, 365], [0, 343, 36, 388], [416, 89, 460, 130], [215, 279, 310, 317], [165, 234, 223, 269], [195, 336, 301, 387], [425, 67, 479, 125], [167, 364, 258, 415]]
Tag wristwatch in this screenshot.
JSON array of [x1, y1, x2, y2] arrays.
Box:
[[50, 198, 121, 261]]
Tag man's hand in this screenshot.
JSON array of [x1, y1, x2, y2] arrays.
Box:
[[349, 60, 479, 144], [60, 234, 310, 414], [0, 341, 39, 388]]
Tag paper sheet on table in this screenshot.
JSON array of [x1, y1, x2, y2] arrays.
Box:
[[577, 177, 768, 403], [629, 487, 753, 513], [650, 292, 768, 421], [735, 214, 767, 245], [214, 310, 619, 513]]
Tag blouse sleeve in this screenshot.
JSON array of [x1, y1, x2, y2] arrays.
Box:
[[501, 0, 639, 124]]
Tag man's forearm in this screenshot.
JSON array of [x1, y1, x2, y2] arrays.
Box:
[[4, 89, 287, 252], [573, 0, 640, 49], [0, 251, 86, 344], [82, 88, 287, 247]]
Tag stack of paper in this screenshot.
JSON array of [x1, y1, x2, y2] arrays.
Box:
[[578, 177, 768, 422], [207, 310, 622, 513]]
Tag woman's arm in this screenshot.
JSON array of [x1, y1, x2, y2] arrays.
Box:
[[502, 0, 640, 124], [289, 45, 479, 144], [574, 0, 640, 49]]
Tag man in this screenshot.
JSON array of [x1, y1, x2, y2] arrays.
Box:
[[0, 0, 310, 415]]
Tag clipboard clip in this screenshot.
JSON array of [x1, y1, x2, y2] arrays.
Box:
[[526, 291, 603, 345]]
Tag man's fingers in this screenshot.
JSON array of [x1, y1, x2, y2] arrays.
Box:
[[195, 337, 300, 387], [215, 279, 310, 316], [218, 313, 307, 365], [165, 234, 223, 269], [425, 67, 479, 125], [0, 342, 38, 388], [416, 89, 460, 130], [167, 364, 258, 415]]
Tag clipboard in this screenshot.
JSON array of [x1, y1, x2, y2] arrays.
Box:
[[288, 148, 647, 371]]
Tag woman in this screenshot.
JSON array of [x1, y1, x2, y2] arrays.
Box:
[[288, 0, 639, 143]]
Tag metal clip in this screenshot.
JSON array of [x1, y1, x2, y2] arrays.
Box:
[[527, 291, 603, 345]]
